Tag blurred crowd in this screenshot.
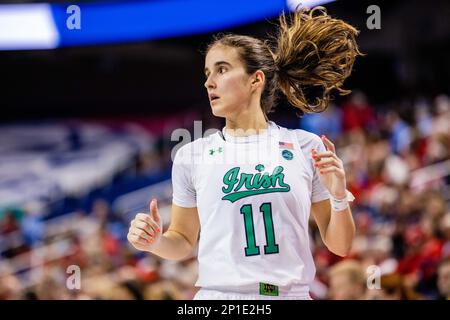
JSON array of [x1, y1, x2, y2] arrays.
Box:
[[1, 91, 449, 300], [0, 199, 199, 300], [303, 92, 450, 300]]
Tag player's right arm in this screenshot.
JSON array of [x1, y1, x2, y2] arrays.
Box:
[[127, 199, 199, 261]]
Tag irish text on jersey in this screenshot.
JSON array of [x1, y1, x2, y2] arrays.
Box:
[[221, 164, 291, 203]]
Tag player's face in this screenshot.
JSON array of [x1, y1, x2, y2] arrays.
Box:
[[204, 45, 253, 117]]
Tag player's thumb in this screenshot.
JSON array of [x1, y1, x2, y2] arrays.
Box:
[[149, 198, 161, 223]]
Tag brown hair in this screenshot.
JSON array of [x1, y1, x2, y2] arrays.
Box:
[[380, 273, 421, 300], [206, 6, 362, 115]]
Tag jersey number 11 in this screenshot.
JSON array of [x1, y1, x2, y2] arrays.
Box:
[[240, 202, 279, 256]]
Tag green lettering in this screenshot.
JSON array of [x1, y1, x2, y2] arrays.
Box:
[[222, 167, 240, 193], [271, 166, 289, 188], [251, 173, 263, 189], [262, 173, 272, 188], [235, 173, 253, 192]]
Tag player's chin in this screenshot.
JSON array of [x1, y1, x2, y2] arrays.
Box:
[[210, 101, 227, 117]]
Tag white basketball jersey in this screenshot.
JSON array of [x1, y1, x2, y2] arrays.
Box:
[[171, 121, 330, 297]]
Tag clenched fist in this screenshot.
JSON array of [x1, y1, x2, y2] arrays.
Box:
[[127, 198, 162, 252]]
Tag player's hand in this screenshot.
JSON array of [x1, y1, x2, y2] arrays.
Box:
[[312, 135, 347, 200], [127, 199, 162, 252]]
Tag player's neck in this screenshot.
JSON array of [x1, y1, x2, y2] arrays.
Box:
[[225, 108, 268, 137]]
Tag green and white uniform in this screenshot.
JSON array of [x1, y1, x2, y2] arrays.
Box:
[[172, 121, 330, 299]]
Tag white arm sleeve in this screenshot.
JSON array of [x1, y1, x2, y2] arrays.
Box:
[[171, 145, 197, 208]]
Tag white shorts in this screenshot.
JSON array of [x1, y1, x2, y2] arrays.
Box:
[[194, 288, 313, 300]]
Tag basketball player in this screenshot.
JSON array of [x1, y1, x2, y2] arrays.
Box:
[[128, 7, 361, 300]]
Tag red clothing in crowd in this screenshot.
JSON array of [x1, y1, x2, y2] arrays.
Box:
[[342, 100, 376, 132]]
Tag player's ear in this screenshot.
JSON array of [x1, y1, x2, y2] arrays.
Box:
[[251, 70, 265, 91]]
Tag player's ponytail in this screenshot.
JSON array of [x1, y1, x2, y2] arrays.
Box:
[[205, 7, 361, 117], [274, 7, 362, 113]]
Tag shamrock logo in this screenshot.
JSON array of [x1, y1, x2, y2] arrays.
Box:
[[255, 164, 265, 172]]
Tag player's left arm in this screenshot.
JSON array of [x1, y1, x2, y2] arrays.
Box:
[[310, 135, 355, 257]]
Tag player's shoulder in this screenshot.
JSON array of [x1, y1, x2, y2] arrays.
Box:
[[174, 130, 221, 159], [278, 124, 323, 147]]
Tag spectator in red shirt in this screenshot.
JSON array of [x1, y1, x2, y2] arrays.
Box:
[[341, 91, 376, 133]]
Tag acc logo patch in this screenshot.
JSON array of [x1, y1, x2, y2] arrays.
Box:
[[281, 150, 293, 160]]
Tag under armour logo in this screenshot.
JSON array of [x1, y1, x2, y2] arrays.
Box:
[[209, 147, 223, 155]]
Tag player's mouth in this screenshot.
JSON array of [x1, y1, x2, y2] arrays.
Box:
[[209, 93, 220, 103]]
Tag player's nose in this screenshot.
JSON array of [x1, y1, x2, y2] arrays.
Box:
[[204, 76, 216, 90]]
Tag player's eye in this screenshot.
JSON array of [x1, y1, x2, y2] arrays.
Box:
[[218, 66, 226, 74]]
